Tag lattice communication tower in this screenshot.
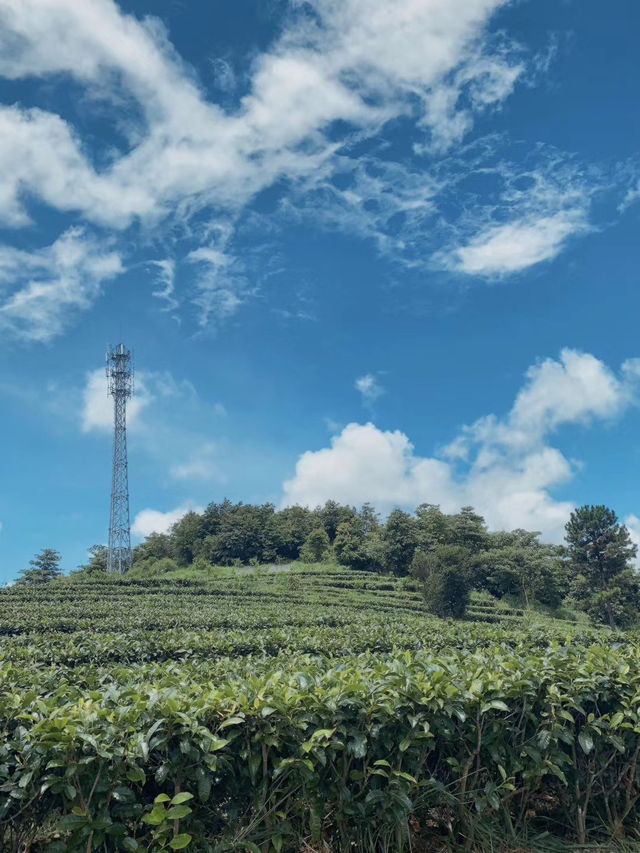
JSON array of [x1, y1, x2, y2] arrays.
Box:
[[106, 343, 133, 573]]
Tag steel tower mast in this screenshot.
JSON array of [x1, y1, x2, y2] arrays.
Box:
[[106, 343, 133, 573]]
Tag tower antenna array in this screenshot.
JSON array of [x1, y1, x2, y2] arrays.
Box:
[[106, 343, 133, 573]]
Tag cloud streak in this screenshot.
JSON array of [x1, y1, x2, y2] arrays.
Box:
[[0, 0, 633, 338], [0, 228, 122, 341], [0, 0, 549, 336]]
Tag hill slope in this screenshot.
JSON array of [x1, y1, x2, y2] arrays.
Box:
[[1, 565, 637, 852]]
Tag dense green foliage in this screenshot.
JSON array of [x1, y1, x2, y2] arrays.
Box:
[[69, 501, 635, 631], [411, 546, 471, 618], [16, 548, 62, 585], [565, 504, 640, 629], [8, 501, 640, 849], [2, 564, 640, 851]]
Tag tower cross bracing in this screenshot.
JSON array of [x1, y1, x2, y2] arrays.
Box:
[[106, 343, 133, 573]]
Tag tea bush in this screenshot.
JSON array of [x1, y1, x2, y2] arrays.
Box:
[[1, 569, 635, 851]]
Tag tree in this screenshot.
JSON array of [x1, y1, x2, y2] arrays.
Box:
[[215, 503, 280, 564], [357, 503, 380, 536], [315, 501, 356, 542], [300, 527, 331, 563], [382, 509, 417, 576], [451, 506, 488, 554], [275, 506, 315, 560], [334, 521, 385, 573], [474, 530, 568, 607], [410, 544, 471, 582], [415, 504, 452, 551], [18, 549, 62, 585], [171, 511, 205, 565], [133, 532, 172, 565], [565, 505, 639, 629], [411, 546, 469, 619], [75, 544, 108, 576]]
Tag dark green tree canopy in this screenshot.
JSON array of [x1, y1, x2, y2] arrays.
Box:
[[18, 549, 62, 585], [300, 527, 331, 563], [75, 544, 108, 576], [565, 504, 639, 629]]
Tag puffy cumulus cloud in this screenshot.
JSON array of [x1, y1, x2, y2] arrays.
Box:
[[355, 373, 384, 405], [283, 422, 455, 510], [0, 228, 122, 341], [81, 368, 155, 433], [449, 349, 629, 456], [132, 504, 203, 538], [282, 349, 640, 542]]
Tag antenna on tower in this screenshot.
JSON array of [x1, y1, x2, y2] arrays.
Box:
[[106, 343, 133, 573]]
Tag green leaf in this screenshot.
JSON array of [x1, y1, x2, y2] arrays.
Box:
[[170, 792, 194, 805], [154, 793, 171, 803], [58, 813, 89, 830], [481, 699, 509, 713], [578, 730, 594, 755], [167, 805, 192, 820], [219, 715, 245, 729], [126, 767, 146, 784], [142, 805, 166, 826], [610, 711, 624, 729], [169, 834, 192, 849]]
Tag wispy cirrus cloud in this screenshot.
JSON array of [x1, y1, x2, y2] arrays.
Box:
[[0, 0, 634, 339], [0, 227, 122, 342], [0, 0, 536, 337]]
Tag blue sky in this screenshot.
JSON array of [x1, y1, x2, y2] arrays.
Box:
[[1, 0, 640, 581]]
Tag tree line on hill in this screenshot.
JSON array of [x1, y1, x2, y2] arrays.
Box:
[[18, 501, 640, 630]]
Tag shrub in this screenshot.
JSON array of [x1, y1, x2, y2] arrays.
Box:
[[424, 565, 470, 619], [300, 528, 330, 563]]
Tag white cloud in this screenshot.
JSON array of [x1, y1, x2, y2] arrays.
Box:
[[132, 503, 203, 538], [355, 373, 384, 405], [0, 0, 618, 334], [0, 0, 517, 227], [624, 514, 640, 566], [81, 368, 154, 433], [149, 259, 178, 312], [436, 157, 598, 277], [444, 210, 587, 276], [0, 228, 122, 341], [0, 0, 534, 327], [283, 349, 640, 542], [188, 243, 246, 327]]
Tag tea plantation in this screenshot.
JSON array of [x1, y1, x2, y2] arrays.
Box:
[[2, 566, 640, 851]]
